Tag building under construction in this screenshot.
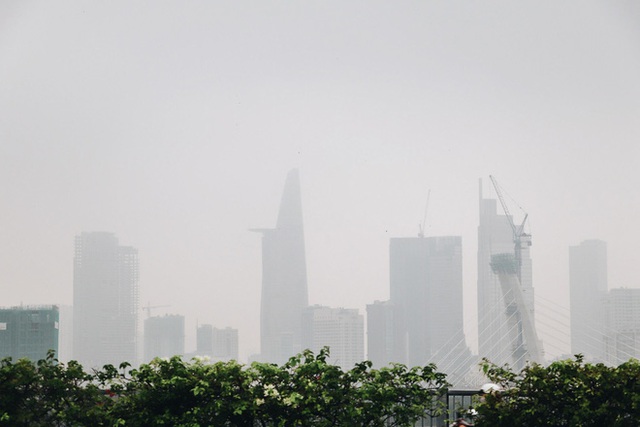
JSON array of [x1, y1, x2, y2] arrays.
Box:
[[477, 177, 541, 368]]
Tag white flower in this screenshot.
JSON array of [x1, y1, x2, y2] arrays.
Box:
[[263, 384, 280, 398]]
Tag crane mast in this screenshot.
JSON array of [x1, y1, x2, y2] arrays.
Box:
[[487, 175, 541, 366], [489, 175, 529, 281]]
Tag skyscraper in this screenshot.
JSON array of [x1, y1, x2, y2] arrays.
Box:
[[196, 324, 214, 356], [477, 181, 534, 365], [73, 232, 139, 368], [144, 314, 185, 361], [301, 305, 364, 370], [389, 236, 470, 371], [569, 239, 607, 361], [255, 170, 308, 363], [0, 305, 59, 362]]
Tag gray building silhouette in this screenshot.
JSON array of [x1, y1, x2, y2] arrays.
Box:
[[605, 288, 640, 363], [390, 236, 470, 371], [366, 300, 403, 367], [254, 170, 308, 364], [196, 325, 239, 361], [73, 232, 139, 367], [570, 239, 607, 361], [302, 305, 364, 370], [144, 314, 185, 361]]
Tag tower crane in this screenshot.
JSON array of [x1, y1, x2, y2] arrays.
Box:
[[488, 175, 542, 366], [142, 303, 171, 318], [489, 175, 530, 281]]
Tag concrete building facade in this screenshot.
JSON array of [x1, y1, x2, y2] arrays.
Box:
[[0, 305, 59, 362]]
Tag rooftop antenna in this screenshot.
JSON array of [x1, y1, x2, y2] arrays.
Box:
[[418, 189, 431, 238]]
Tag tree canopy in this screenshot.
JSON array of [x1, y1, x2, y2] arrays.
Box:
[[475, 355, 640, 427], [0, 348, 448, 427]]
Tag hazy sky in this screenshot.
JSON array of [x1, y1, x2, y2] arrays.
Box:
[[1, 1, 639, 360]]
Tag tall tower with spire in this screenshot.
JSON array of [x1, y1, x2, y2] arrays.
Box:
[[255, 169, 308, 363]]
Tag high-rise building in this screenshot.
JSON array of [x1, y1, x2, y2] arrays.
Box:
[[477, 181, 534, 365], [569, 239, 608, 361], [196, 325, 239, 361], [0, 305, 59, 362], [390, 236, 470, 371], [254, 169, 308, 364], [196, 324, 214, 356], [73, 232, 139, 368], [366, 300, 403, 367], [144, 314, 185, 361], [212, 327, 239, 360], [302, 305, 364, 370], [604, 288, 640, 363]]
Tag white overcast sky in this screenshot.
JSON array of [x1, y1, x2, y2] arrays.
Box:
[[1, 1, 639, 361]]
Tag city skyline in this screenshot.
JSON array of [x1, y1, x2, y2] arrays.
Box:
[[1, 176, 636, 364], [1, 1, 639, 362]]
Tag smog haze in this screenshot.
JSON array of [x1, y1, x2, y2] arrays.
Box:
[[1, 1, 639, 360]]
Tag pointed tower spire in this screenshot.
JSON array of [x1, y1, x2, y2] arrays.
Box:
[[258, 169, 309, 364], [276, 169, 304, 232]]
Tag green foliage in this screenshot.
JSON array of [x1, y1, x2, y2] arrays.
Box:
[[476, 356, 640, 427], [0, 350, 114, 426], [0, 348, 449, 426]]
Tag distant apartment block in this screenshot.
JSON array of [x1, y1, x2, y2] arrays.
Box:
[[144, 314, 185, 361], [213, 327, 239, 360], [196, 324, 214, 356], [366, 300, 403, 367], [605, 288, 640, 363], [302, 305, 364, 370], [0, 305, 59, 362], [569, 239, 608, 361], [73, 232, 139, 368], [195, 324, 239, 361]]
